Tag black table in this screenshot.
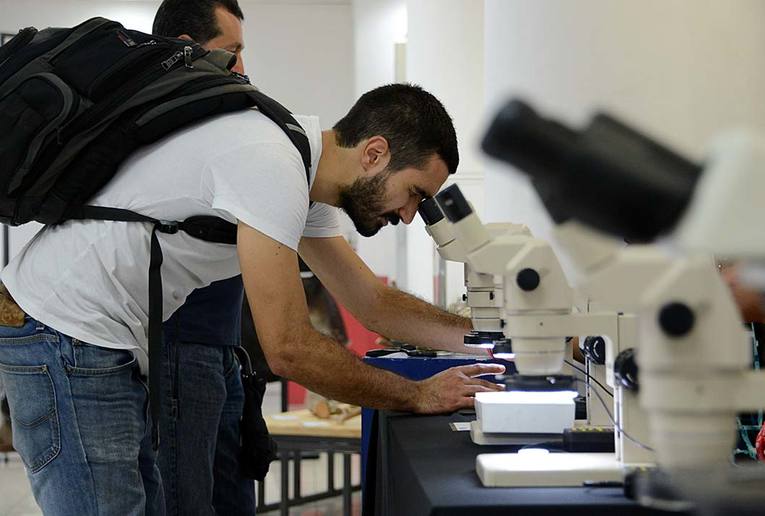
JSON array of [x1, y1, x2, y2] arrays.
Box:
[[365, 411, 684, 516]]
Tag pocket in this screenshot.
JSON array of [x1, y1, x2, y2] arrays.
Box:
[[0, 363, 60, 473], [67, 344, 146, 464], [68, 342, 136, 376], [0, 72, 79, 198]]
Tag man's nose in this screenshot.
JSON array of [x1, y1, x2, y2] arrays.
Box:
[[232, 58, 245, 75], [399, 201, 418, 225]]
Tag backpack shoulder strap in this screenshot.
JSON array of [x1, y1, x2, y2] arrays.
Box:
[[245, 89, 312, 189]]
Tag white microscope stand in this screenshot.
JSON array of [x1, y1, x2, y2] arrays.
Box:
[[474, 224, 664, 486]]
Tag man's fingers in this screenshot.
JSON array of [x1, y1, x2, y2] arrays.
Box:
[[464, 378, 504, 391], [457, 396, 476, 409], [456, 362, 506, 378]]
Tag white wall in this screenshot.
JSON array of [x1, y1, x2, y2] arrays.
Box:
[[0, 0, 354, 264], [0, 0, 354, 129], [406, 0, 484, 304], [483, 0, 765, 279], [352, 0, 406, 96], [0, 0, 161, 33], [348, 0, 406, 283], [243, 1, 354, 129]]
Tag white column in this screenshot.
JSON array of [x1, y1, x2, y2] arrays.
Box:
[[350, 0, 407, 285], [406, 0, 484, 304]]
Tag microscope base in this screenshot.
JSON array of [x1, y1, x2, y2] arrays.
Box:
[[476, 452, 624, 487]]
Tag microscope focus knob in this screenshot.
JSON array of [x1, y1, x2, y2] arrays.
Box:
[[613, 348, 639, 391], [516, 268, 540, 291], [658, 302, 695, 337], [582, 336, 606, 365]]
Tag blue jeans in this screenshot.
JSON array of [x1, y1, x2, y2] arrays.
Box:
[[157, 340, 255, 516], [0, 316, 164, 516]]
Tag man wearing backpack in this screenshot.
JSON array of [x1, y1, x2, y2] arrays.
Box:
[[152, 1, 257, 515], [0, 33, 504, 516]]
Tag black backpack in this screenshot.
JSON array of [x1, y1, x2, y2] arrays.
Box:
[[0, 17, 311, 450]]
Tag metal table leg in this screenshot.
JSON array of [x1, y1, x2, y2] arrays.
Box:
[[280, 378, 289, 412], [257, 480, 265, 511], [328, 451, 335, 492], [280, 452, 289, 516], [343, 452, 352, 516], [294, 451, 302, 501]]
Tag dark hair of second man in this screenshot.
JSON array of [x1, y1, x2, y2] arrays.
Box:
[[333, 83, 459, 175], [152, 0, 244, 43]]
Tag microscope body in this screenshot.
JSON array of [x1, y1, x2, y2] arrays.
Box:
[[422, 201, 528, 346], [482, 100, 765, 509], [555, 222, 669, 466], [443, 198, 574, 375], [639, 256, 762, 469]]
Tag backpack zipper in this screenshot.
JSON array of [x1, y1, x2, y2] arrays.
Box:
[[161, 45, 193, 71], [60, 45, 205, 142], [0, 27, 37, 69], [184, 46, 194, 69]]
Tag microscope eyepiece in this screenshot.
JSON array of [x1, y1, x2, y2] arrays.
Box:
[[418, 197, 444, 226], [436, 184, 473, 223]]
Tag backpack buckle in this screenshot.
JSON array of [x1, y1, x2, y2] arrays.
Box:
[[156, 220, 179, 234]]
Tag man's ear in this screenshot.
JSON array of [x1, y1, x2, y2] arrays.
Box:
[[361, 136, 390, 173], [177, 34, 194, 42]]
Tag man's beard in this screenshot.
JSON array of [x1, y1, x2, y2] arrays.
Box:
[[339, 171, 400, 237]]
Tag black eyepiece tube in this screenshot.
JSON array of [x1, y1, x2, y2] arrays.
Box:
[[481, 98, 703, 242], [435, 184, 472, 223], [418, 197, 444, 226], [482, 100, 579, 183]]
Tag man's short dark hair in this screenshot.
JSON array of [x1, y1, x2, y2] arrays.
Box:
[[333, 84, 459, 175], [152, 0, 244, 43]]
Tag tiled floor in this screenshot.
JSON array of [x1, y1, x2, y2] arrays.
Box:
[[258, 453, 362, 516], [0, 382, 361, 516], [0, 456, 41, 516]]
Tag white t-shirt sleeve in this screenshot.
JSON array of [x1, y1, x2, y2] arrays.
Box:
[[304, 202, 342, 239], [207, 141, 310, 251]]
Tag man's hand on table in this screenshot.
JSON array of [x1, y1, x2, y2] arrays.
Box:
[[413, 363, 506, 414]]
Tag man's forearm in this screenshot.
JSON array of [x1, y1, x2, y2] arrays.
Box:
[[362, 285, 476, 354], [272, 327, 423, 411]]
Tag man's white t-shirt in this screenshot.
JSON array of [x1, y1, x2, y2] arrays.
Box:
[[2, 110, 341, 370]]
